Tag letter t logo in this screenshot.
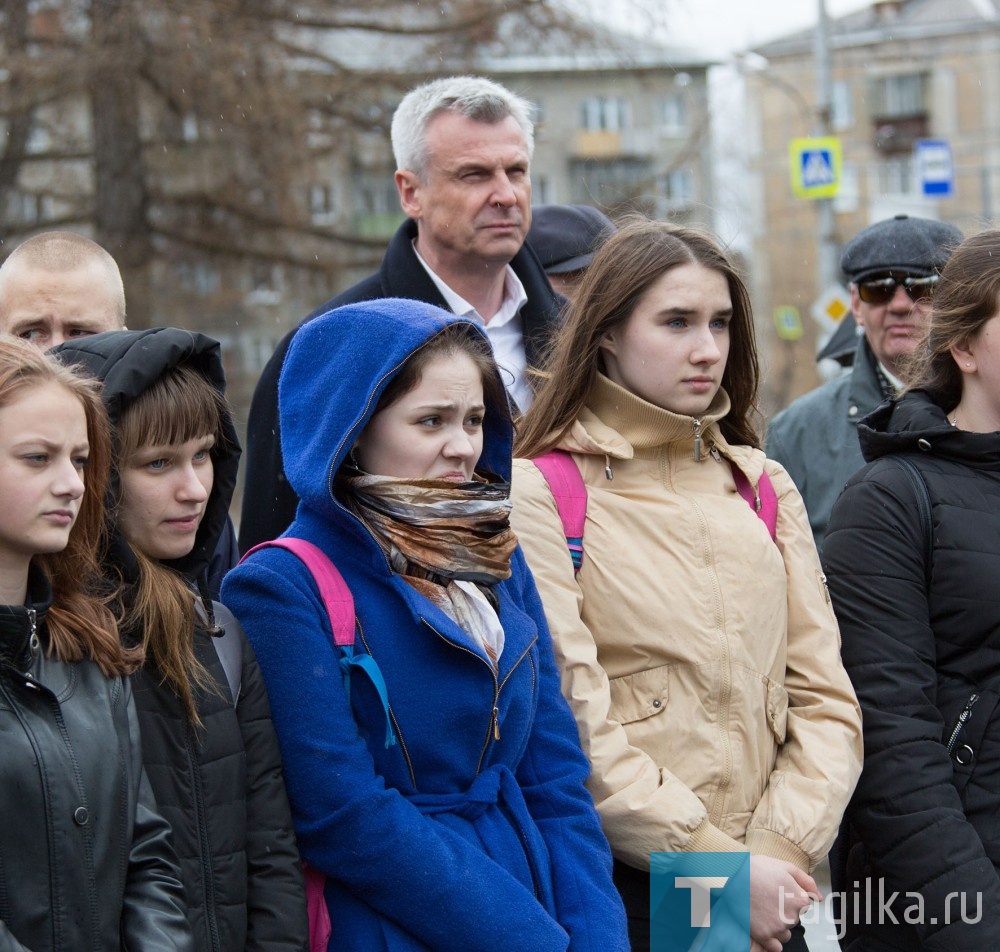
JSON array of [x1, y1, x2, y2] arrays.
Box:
[[675, 876, 730, 927]]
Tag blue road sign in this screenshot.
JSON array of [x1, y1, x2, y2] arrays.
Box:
[[915, 139, 954, 198], [790, 138, 842, 199]]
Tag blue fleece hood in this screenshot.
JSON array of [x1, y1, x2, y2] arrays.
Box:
[[279, 298, 513, 522]]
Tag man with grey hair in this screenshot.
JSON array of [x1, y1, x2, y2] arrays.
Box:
[[239, 75, 561, 551], [766, 214, 963, 549], [0, 230, 126, 346]]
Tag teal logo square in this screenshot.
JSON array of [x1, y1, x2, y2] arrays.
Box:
[[650, 851, 750, 951]]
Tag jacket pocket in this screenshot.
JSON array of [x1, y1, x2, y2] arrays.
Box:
[[608, 664, 670, 724], [765, 679, 789, 744]]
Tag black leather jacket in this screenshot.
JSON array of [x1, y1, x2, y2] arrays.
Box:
[[0, 569, 193, 951]]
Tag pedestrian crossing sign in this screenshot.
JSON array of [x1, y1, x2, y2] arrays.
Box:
[[789, 137, 842, 199]]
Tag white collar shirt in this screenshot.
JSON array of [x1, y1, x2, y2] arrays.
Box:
[[413, 243, 532, 412]]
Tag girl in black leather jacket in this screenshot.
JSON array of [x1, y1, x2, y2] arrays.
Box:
[[0, 337, 193, 951]]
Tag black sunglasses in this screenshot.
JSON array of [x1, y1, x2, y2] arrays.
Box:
[[856, 274, 939, 305]]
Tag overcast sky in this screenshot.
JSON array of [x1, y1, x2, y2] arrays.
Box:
[[612, 0, 872, 57]]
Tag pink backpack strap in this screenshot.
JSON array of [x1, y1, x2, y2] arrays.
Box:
[[244, 538, 354, 646], [730, 462, 778, 541], [240, 538, 395, 748], [532, 450, 588, 574]]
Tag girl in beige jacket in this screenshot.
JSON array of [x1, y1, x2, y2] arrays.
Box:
[[513, 219, 862, 952]]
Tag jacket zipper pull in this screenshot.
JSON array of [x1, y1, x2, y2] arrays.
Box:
[[708, 442, 722, 463], [604, 454, 614, 480], [23, 608, 39, 682], [493, 706, 501, 741], [692, 418, 703, 461]]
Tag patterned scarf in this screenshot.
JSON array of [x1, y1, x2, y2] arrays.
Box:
[[341, 472, 518, 667]]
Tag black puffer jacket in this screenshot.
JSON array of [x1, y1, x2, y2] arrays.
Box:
[[0, 568, 193, 951], [823, 389, 1000, 951], [54, 329, 308, 952]]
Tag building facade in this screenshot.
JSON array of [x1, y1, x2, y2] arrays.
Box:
[[746, 0, 1000, 412]]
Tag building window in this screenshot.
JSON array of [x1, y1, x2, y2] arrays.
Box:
[[533, 175, 553, 205], [871, 73, 928, 154], [246, 262, 282, 304], [875, 156, 916, 195], [569, 156, 650, 206], [308, 184, 336, 223], [182, 113, 199, 143], [177, 262, 220, 296], [871, 73, 927, 119], [830, 81, 853, 131], [659, 95, 688, 135], [3, 190, 49, 224], [663, 168, 695, 209], [580, 96, 631, 132]]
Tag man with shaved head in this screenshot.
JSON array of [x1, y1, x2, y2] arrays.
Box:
[[0, 230, 240, 596], [0, 231, 126, 347]]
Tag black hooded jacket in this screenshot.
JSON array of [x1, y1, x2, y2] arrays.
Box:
[[53, 329, 308, 952], [823, 389, 1000, 950]]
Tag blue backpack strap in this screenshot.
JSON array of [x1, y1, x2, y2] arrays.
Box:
[[532, 450, 588, 574], [241, 539, 395, 748]]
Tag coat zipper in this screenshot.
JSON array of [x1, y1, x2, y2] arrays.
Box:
[[185, 719, 221, 951], [946, 692, 980, 755], [692, 418, 703, 461]]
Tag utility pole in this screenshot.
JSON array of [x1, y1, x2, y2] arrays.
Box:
[[815, 0, 838, 292]]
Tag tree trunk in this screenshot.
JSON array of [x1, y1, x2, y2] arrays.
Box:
[[89, 0, 152, 326]]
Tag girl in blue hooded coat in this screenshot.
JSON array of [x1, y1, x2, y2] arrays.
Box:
[[223, 299, 628, 952]]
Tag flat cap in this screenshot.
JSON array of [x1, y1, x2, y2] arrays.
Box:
[[840, 214, 963, 284], [527, 204, 616, 274]]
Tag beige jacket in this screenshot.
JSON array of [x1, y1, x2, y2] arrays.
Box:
[[510, 375, 862, 872]]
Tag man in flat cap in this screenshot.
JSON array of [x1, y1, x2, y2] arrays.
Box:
[[766, 214, 963, 549], [526, 204, 615, 301]]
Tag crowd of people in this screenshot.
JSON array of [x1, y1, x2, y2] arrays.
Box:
[[0, 71, 995, 952]]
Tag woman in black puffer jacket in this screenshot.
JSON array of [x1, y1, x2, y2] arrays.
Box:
[[824, 230, 1000, 951], [54, 328, 308, 952]]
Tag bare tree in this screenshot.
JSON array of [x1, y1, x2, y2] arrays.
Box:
[[0, 0, 587, 326]]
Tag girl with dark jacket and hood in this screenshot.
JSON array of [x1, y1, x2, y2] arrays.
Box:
[[0, 337, 192, 951], [53, 328, 308, 952], [824, 230, 1000, 950], [222, 299, 629, 952]]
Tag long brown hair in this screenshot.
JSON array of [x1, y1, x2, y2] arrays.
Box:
[[114, 364, 227, 724], [0, 338, 136, 676], [516, 218, 761, 458], [905, 229, 1000, 411]]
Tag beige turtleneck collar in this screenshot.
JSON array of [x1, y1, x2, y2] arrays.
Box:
[[583, 373, 731, 452]]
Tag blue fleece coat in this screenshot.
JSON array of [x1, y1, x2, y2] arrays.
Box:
[[223, 300, 627, 952]]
